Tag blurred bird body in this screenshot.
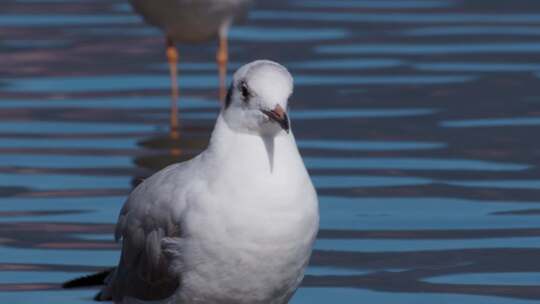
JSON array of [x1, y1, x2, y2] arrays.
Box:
[[129, 0, 251, 42]]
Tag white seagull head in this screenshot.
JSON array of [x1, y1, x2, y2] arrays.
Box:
[[222, 60, 294, 136]]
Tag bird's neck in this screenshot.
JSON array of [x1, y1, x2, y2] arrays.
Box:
[[205, 114, 302, 175]]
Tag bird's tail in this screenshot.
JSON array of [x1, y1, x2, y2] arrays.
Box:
[[63, 268, 115, 301], [62, 268, 113, 288]]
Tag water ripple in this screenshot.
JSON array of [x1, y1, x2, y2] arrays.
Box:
[[313, 175, 432, 188], [404, 26, 540, 36], [292, 288, 539, 304], [230, 27, 350, 41], [318, 43, 540, 55], [315, 237, 540, 252], [0, 173, 130, 190], [298, 140, 445, 151], [253, 11, 540, 24], [0, 97, 217, 109], [5, 74, 475, 93], [293, 0, 457, 9], [424, 272, 540, 286], [441, 117, 540, 128], [0, 271, 87, 284], [446, 180, 540, 190], [414, 62, 540, 72], [319, 197, 540, 230], [0, 121, 156, 134], [0, 14, 138, 27], [305, 157, 529, 171], [180, 108, 438, 120], [0, 154, 133, 168], [289, 59, 403, 70]]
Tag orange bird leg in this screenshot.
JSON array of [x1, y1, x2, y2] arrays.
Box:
[[166, 37, 180, 140], [217, 26, 229, 103]]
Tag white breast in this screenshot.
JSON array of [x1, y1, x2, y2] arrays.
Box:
[[177, 130, 319, 303], [181, 191, 318, 303]]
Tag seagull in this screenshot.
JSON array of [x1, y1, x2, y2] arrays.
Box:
[[128, 0, 253, 138], [94, 60, 319, 303]]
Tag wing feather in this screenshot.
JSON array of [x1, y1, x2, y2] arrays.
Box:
[[106, 163, 191, 302]]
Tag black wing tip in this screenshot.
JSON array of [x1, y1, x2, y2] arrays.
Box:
[[93, 290, 112, 302], [62, 269, 113, 289]]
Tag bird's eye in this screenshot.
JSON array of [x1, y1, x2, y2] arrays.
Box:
[[240, 81, 250, 101]]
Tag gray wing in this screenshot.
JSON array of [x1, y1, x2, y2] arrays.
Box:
[[106, 164, 188, 302]]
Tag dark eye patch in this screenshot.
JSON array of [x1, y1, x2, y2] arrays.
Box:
[[240, 80, 251, 101]]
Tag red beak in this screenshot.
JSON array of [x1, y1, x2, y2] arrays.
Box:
[[261, 105, 290, 133]]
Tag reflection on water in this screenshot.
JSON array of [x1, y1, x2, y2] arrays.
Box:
[[403, 26, 540, 36], [0, 15, 138, 27], [0, 96, 217, 109], [318, 197, 540, 230], [441, 117, 540, 128], [423, 272, 540, 286], [293, 0, 457, 9], [1, 0, 540, 303], [317, 42, 540, 55], [0, 121, 156, 134], [414, 62, 540, 72], [253, 11, 540, 23], [0, 271, 89, 284], [292, 288, 540, 304], [4, 74, 477, 92], [297, 140, 445, 151], [306, 157, 528, 171], [315, 237, 540, 252]]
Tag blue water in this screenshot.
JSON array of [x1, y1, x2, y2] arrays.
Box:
[[0, 15, 138, 27], [253, 11, 540, 24], [445, 180, 540, 190], [229, 27, 351, 41], [424, 273, 540, 286], [289, 59, 403, 70], [312, 175, 433, 188], [315, 237, 540, 252], [1, 0, 539, 303], [0, 96, 217, 109], [0, 247, 118, 267], [403, 26, 540, 36], [317, 43, 540, 55], [0, 121, 156, 134], [0, 173, 130, 190], [441, 117, 540, 128], [291, 288, 539, 304], [177, 108, 439, 120], [293, 0, 457, 9], [298, 140, 445, 151], [0, 154, 132, 168], [318, 197, 540, 230], [414, 62, 540, 73], [0, 138, 139, 149], [5, 74, 476, 93], [77, 26, 351, 41], [0, 271, 89, 284], [0, 197, 123, 224], [305, 157, 528, 171]]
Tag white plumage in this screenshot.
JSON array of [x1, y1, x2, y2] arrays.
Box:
[[101, 60, 320, 304]]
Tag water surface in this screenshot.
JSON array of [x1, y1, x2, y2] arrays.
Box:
[[1, 0, 540, 303]]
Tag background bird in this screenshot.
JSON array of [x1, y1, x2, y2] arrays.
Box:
[[128, 0, 253, 139], [68, 60, 320, 303]]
